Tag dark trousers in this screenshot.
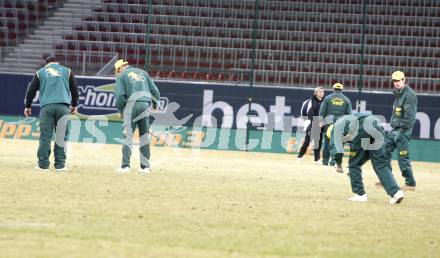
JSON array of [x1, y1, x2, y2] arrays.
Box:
[[322, 124, 335, 165], [38, 104, 70, 169], [298, 123, 323, 161], [384, 129, 416, 187], [121, 102, 151, 169], [348, 143, 400, 197]]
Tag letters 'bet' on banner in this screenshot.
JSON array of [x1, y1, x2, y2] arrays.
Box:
[[1, 73, 440, 140]]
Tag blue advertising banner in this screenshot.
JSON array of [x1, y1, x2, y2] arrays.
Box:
[[1, 114, 440, 162], [1, 72, 439, 139]]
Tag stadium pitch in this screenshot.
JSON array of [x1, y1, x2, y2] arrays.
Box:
[[0, 139, 439, 258]]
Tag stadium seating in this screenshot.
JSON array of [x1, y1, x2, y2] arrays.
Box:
[[0, 0, 64, 48], [33, 1, 440, 92]]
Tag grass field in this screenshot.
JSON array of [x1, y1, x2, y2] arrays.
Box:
[[0, 138, 439, 258]]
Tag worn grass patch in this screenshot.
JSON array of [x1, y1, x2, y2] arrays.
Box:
[[0, 139, 439, 258]]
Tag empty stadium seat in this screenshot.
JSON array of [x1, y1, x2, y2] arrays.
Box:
[[48, 0, 440, 92]]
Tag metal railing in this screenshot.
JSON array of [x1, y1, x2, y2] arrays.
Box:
[[51, 48, 117, 76], [1, 1, 439, 93]]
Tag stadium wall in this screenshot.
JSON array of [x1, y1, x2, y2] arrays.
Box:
[[1, 73, 439, 162]]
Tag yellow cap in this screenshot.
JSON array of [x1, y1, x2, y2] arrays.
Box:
[[114, 59, 128, 71], [391, 71, 405, 81], [333, 83, 343, 90]]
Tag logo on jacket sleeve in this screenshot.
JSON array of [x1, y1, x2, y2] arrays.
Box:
[[395, 106, 402, 117]]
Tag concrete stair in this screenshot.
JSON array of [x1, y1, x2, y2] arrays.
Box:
[[0, 0, 100, 73]]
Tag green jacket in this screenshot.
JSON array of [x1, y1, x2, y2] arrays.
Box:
[[330, 113, 385, 156], [390, 85, 417, 131], [114, 66, 160, 113], [25, 63, 78, 108], [319, 91, 352, 124]]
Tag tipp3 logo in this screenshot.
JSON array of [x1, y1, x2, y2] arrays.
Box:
[[31, 83, 169, 119]]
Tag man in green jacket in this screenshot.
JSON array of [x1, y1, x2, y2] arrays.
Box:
[[114, 59, 160, 174], [319, 83, 352, 169], [384, 71, 418, 191], [329, 113, 404, 204], [24, 56, 79, 171]]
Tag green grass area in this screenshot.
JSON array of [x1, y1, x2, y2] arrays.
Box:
[[0, 139, 439, 258]]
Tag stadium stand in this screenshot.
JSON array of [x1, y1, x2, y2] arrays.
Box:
[[0, 0, 439, 92], [0, 0, 99, 72], [0, 0, 64, 50]]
